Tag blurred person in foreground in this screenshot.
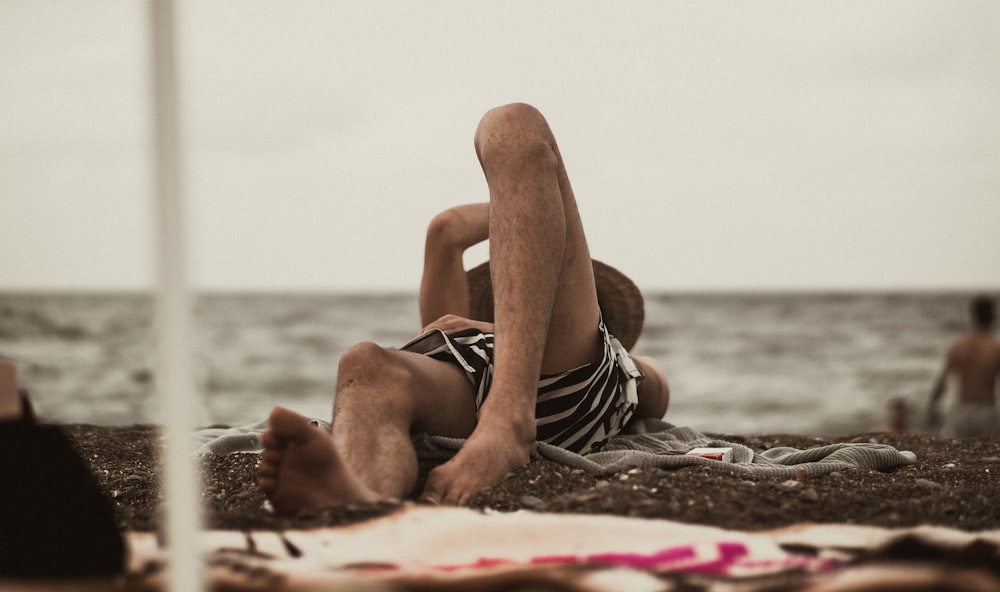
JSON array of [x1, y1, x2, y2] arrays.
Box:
[[257, 103, 671, 512], [927, 295, 1000, 437], [0, 358, 125, 578]]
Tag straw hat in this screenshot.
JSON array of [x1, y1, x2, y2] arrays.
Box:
[[465, 259, 645, 350]]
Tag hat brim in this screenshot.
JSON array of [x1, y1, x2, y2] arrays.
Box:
[[466, 259, 644, 351]]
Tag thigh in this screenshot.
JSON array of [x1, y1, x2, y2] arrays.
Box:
[[476, 104, 603, 374], [543, 150, 603, 372], [386, 348, 479, 439]]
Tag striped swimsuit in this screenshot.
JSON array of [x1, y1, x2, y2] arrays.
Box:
[[400, 320, 642, 455]]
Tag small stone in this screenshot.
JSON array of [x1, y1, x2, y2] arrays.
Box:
[[942, 463, 956, 469], [915, 478, 943, 490], [594, 480, 610, 489], [802, 488, 819, 502], [627, 468, 642, 475], [779, 480, 802, 491], [618, 474, 630, 481], [828, 471, 842, 479], [520, 495, 545, 509]]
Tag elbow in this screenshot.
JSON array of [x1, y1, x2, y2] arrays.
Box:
[[634, 356, 670, 419]]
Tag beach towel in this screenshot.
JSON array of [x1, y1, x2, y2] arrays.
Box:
[[121, 506, 1000, 591], [195, 417, 916, 477]]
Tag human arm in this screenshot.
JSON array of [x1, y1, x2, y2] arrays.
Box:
[[926, 345, 955, 429], [419, 203, 490, 327], [631, 355, 670, 420]]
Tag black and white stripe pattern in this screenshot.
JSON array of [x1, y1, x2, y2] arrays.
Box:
[[400, 321, 641, 455], [400, 328, 495, 405]]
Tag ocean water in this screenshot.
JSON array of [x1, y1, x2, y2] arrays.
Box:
[[0, 291, 981, 436]]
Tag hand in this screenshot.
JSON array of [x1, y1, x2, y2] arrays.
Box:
[[422, 314, 494, 335]]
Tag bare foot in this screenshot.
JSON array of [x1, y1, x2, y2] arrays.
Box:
[[420, 421, 532, 506], [257, 406, 379, 515]]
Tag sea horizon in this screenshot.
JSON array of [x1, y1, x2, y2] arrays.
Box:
[[1, 289, 993, 436]]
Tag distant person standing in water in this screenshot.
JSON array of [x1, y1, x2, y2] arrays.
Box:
[[927, 296, 1000, 437]]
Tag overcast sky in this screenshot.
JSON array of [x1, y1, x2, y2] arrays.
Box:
[[2, 1, 998, 293]]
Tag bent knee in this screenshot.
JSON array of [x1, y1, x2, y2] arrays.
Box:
[[338, 341, 388, 377], [337, 342, 420, 406], [338, 342, 412, 390], [481, 102, 546, 129], [474, 103, 558, 168]]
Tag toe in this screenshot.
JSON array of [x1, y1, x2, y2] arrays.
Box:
[[267, 406, 315, 442], [257, 461, 276, 479], [260, 449, 282, 465], [258, 476, 276, 494]]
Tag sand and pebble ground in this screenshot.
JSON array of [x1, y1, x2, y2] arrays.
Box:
[[61, 425, 999, 534]]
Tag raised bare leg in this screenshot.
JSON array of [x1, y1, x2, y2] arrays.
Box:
[[331, 343, 477, 496], [480, 104, 602, 375], [421, 103, 603, 505], [258, 342, 477, 514], [419, 203, 490, 328]]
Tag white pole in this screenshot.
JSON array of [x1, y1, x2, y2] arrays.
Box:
[[149, 1, 203, 590]]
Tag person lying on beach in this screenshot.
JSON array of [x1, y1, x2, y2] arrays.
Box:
[[927, 295, 1000, 437], [0, 358, 125, 578], [257, 103, 670, 512]]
